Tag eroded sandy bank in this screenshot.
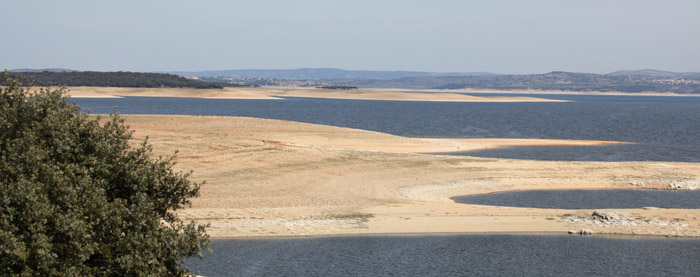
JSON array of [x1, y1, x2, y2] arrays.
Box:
[[119, 115, 700, 238]]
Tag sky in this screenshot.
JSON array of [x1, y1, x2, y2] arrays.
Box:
[[2, 0, 699, 74]]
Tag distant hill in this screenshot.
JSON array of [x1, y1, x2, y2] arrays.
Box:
[[189, 68, 700, 94], [9, 68, 79, 73], [324, 71, 700, 94], [165, 68, 501, 80], [607, 69, 700, 78], [8, 68, 700, 94], [3, 71, 222, 89]]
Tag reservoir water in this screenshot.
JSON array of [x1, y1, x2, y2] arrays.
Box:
[[72, 93, 700, 275], [73, 93, 700, 162], [184, 235, 700, 276], [452, 189, 700, 209]]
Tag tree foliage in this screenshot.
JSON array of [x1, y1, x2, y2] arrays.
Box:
[[3, 71, 223, 89], [0, 73, 209, 276]]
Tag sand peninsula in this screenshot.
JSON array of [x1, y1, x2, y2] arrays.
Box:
[[387, 88, 700, 97], [116, 114, 700, 238], [67, 86, 567, 102]]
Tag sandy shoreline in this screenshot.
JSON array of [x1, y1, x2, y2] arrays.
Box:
[[388, 88, 700, 97], [114, 115, 700, 238], [67, 86, 282, 100], [67, 86, 565, 102]]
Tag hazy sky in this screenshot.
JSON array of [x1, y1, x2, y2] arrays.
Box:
[[2, 0, 699, 74]]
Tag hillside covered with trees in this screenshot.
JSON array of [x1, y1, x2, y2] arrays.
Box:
[[4, 71, 223, 89]]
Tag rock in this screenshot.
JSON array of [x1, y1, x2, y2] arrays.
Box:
[[642, 207, 660, 210], [592, 210, 624, 221], [630, 181, 644, 187], [668, 180, 685, 190], [579, 229, 592, 235], [666, 179, 700, 190]]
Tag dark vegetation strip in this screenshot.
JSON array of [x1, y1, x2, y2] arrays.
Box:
[[3, 71, 224, 89]]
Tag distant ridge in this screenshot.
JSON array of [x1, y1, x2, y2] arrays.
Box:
[[8, 68, 700, 94], [607, 69, 700, 78], [167, 68, 700, 94], [322, 71, 700, 94], [9, 68, 79, 73], [163, 68, 502, 80]]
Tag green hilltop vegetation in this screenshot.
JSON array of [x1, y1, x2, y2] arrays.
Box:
[[4, 71, 224, 89]]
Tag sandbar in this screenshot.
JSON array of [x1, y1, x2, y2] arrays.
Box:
[[390, 88, 700, 97], [67, 86, 282, 100], [67, 86, 564, 102], [118, 115, 700, 238]]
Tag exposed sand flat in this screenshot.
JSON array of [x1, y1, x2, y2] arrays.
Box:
[[66, 86, 564, 102], [67, 86, 283, 100], [415, 138, 629, 153], [119, 115, 700, 238], [266, 88, 565, 102], [390, 88, 700, 97]]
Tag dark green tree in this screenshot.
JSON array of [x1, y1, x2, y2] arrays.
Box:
[[0, 73, 209, 276]]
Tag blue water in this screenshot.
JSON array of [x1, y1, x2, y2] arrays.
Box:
[[72, 94, 700, 162], [184, 235, 700, 276], [453, 189, 700, 209], [70, 94, 700, 275]]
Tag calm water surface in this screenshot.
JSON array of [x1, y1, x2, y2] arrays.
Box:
[[71, 94, 700, 275], [184, 235, 700, 276], [73, 94, 700, 162], [453, 189, 700, 209]]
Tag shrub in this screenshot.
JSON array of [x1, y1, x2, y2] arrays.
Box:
[[0, 73, 209, 276]]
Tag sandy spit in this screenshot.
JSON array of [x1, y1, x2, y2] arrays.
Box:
[[66, 86, 564, 102], [390, 88, 700, 97], [117, 115, 700, 238]]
